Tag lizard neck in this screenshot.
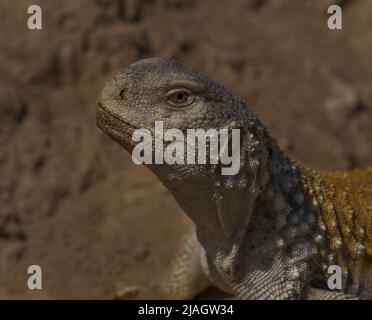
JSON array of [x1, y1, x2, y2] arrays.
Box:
[[159, 118, 317, 257]]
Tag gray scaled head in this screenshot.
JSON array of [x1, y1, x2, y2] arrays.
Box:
[[97, 57, 259, 183]]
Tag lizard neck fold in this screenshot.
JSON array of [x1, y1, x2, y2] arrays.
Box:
[[159, 118, 316, 257]]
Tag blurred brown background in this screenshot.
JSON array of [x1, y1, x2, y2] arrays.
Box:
[[0, 0, 371, 299]]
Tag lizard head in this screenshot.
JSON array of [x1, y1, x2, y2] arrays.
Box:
[[97, 57, 259, 177], [97, 58, 270, 241]]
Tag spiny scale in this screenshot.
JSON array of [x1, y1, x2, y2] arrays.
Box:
[[299, 165, 372, 276]]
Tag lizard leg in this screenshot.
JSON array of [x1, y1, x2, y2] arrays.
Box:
[[161, 226, 212, 299], [302, 286, 359, 300], [115, 226, 211, 300]]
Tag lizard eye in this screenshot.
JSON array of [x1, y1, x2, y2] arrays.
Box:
[[167, 89, 195, 107]]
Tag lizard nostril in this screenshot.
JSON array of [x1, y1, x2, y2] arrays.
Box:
[[119, 88, 127, 100]]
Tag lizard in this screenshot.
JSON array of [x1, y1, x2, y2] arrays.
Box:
[[96, 57, 372, 300]]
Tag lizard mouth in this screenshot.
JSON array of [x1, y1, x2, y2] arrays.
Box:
[[96, 103, 136, 152]]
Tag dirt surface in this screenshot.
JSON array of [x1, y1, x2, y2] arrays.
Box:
[[0, 0, 371, 299]]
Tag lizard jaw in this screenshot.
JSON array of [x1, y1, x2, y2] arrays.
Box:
[[96, 102, 136, 152]]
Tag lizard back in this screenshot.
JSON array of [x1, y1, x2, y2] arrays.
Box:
[[299, 165, 372, 298]]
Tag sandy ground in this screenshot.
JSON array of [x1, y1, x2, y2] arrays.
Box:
[[0, 0, 371, 299]]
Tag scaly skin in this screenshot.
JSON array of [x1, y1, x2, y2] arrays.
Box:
[[299, 165, 372, 297], [96, 58, 371, 299]]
